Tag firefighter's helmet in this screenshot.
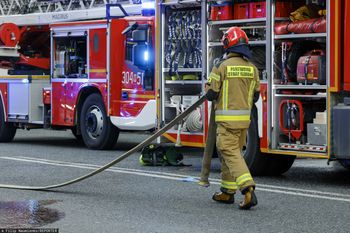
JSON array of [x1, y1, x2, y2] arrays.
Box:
[[221, 27, 249, 50]]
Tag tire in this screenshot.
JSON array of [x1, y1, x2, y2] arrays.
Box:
[[242, 106, 268, 176], [243, 106, 295, 176], [339, 160, 350, 170], [0, 102, 16, 142], [80, 93, 119, 150], [265, 154, 296, 176]]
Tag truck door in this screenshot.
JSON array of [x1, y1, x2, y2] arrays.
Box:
[[51, 32, 88, 126], [109, 19, 128, 118], [109, 18, 157, 130]]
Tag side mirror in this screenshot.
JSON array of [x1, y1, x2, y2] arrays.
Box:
[[122, 22, 138, 35]]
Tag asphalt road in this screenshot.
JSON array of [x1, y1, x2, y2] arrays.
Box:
[[0, 129, 350, 233]]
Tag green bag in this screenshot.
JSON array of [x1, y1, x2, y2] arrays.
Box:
[[139, 144, 166, 166], [139, 145, 190, 166]]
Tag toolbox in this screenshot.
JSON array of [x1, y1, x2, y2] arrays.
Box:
[[234, 3, 249, 19], [249, 1, 266, 18], [296, 50, 326, 85], [210, 3, 233, 21], [307, 123, 327, 145]]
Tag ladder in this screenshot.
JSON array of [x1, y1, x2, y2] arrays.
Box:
[[0, 0, 142, 25]]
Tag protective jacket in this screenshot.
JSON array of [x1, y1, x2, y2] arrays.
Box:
[[206, 53, 260, 129]]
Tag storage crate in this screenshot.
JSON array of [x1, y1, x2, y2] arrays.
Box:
[[233, 3, 249, 20], [211, 3, 233, 21], [275, 1, 294, 17], [249, 1, 266, 18]]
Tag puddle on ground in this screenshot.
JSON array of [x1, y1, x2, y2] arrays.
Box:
[[0, 200, 65, 228]]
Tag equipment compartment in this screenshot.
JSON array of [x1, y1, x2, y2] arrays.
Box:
[[159, 1, 207, 146]]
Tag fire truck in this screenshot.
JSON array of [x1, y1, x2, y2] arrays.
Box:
[[0, 0, 349, 175], [0, 0, 157, 150]]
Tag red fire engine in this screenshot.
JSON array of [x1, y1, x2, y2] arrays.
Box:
[[0, 0, 349, 175], [0, 2, 158, 150]]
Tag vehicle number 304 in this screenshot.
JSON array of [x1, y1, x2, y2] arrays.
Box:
[[122, 71, 144, 85]]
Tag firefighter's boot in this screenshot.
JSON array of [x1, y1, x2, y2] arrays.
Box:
[[239, 186, 257, 210], [212, 188, 235, 204]]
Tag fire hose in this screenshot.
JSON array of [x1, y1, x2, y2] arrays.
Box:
[[0, 95, 206, 191]]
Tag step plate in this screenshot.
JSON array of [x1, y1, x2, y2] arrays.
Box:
[[279, 143, 327, 153]]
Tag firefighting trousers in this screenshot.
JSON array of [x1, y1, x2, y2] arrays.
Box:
[[216, 124, 255, 193]]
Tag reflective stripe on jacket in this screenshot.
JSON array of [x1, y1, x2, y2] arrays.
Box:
[[206, 53, 260, 129]]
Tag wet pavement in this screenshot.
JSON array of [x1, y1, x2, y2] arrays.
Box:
[[0, 200, 64, 228]]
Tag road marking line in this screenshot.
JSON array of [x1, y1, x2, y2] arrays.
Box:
[[1, 156, 350, 203], [12, 156, 350, 198]]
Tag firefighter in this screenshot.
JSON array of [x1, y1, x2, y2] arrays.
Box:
[[205, 27, 260, 210]]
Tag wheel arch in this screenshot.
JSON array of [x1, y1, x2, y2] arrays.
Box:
[[75, 85, 103, 127]]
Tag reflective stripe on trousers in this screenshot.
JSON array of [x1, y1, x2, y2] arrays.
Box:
[[221, 180, 238, 191], [236, 173, 254, 187]]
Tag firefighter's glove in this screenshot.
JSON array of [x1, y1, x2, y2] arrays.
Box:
[[289, 4, 321, 22], [205, 89, 219, 101]]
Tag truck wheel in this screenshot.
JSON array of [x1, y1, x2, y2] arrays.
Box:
[[80, 93, 119, 150], [265, 154, 296, 176], [0, 102, 16, 142], [339, 160, 350, 170], [242, 107, 268, 176]]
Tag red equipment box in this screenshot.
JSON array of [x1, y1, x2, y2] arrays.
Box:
[[275, 1, 293, 17], [234, 3, 249, 20], [210, 3, 233, 21], [297, 50, 326, 85], [249, 2, 266, 18]]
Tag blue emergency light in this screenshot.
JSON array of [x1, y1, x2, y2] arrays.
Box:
[[141, 0, 155, 16]]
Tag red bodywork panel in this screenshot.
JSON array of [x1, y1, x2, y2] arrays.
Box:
[[17, 54, 50, 70], [260, 83, 268, 150], [330, 0, 343, 91], [51, 82, 66, 126], [89, 28, 107, 79], [52, 81, 107, 126], [109, 19, 128, 117], [343, 0, 350, 91]]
